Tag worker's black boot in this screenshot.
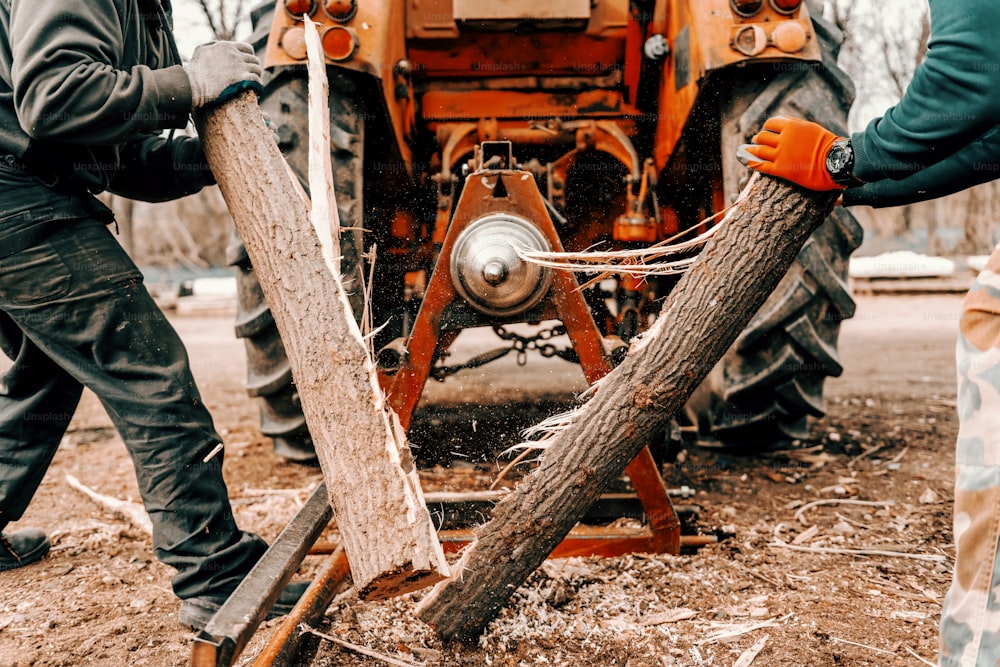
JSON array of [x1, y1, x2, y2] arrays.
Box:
[[0, 528, 50, 571], [178, 581, 310, 631]]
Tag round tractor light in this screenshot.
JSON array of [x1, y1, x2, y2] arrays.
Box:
[[770, 0, 802, 14], [324, 0, 357, 22], [450, 214, 553, 318], [772, 20, 808, 53], [321, 25, 359, 61], [732, 24, 768, 57], [730, 0, 764, 17], [284, 0, 315, 18], [280, 26, 307, 60]]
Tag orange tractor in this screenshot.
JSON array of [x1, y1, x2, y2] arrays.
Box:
[[233, 0, 861, 463]]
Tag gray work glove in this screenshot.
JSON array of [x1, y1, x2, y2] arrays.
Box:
[[186, 41, 263, 109]]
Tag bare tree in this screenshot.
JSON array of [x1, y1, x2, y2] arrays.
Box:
[[875, 3, 929, 97], [825, 0, 929, 108], [821, 1, 999, 256], [191, 0, 251, 41], [824, 0, 858, 54]]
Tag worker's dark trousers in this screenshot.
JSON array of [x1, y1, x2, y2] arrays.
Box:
[[0, 215, 267, 602]]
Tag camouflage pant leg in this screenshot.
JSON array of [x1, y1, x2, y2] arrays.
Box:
[[940, 243, 1000, 666]]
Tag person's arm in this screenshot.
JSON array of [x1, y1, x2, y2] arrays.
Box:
[[108, 134, 216, 202], [9, 0, 192, 145], [852, 0, 1000, 182], [844, 126, 1000, 208]]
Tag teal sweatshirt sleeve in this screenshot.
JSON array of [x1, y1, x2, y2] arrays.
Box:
[[9, 0, 192, 145], [844, 127, 1000, 208], [852, 0, 1000, 183]]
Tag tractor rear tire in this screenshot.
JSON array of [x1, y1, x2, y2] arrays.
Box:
[[227, 3, 366, 462], [685, 11, 863, 449]]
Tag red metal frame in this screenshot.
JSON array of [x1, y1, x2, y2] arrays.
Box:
[[251, 547, 351, 667], [383, 165, 681, 558], [247, 164, 690, 667]]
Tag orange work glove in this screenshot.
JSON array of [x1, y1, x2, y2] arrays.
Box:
[[737, 116, 846, 191]]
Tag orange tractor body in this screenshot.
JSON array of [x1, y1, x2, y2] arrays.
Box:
[[190, 5, 860, 660], [239, 0, 859, 480], [263, 0, 822, 241]]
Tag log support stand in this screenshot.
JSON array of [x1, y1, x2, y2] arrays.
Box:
[[382, 157, 686, 560]]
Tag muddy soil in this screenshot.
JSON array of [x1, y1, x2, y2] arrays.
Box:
[[0, 293, 962, 666]]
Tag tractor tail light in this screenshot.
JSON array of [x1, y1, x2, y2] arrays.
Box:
[[730, 0, 764, 17], [284, 0, 315, 18], [322, 26, 359, 61], [770, 0, 802, 14]]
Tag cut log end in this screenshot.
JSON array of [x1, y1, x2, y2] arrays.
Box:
[[359, 567, 448, 602]]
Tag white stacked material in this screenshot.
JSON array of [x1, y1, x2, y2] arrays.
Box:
[[966, 255, 991, 273], [175, 275, 237, 315], [849, 251, 955, 279], [190, 275, 237, 297]]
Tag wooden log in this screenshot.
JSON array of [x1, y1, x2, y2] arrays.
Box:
[[416, 174, 838, 640], [194, 91, 448, 599]]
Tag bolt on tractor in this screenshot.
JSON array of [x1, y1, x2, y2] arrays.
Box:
[[233, 0, 860, 466]]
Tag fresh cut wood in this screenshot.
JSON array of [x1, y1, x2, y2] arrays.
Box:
[[416, 174, 838, 639], [193, 87, 448, 599]]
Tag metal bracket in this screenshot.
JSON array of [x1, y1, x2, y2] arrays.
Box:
[[191, 483, 333, 667]]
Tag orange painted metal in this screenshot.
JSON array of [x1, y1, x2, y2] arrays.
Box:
[[653, 0, 822, 171], [622, 3, 644, 105], [382, 281, 455, 432], [405, 0, 629, 51], [263, 0, 413, 164], [407, 33, 626, 79], [437, 528, 715, 558], [420, 89, 634, 123], [252, 546, 351, 667], [384, 165, 682, 558]]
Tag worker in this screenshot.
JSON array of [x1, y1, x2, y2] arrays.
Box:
[[0, 0, 301, 631], [738, 2, 1000, 664]]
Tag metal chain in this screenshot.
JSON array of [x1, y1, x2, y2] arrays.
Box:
[[494, 324, 569, 365], [430, 324, 574, 380]]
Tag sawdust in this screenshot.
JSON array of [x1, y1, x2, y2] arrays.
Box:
[[0, 295, 961, 666]]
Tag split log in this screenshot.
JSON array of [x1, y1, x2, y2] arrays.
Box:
[[193, 91, 448, 599], [416, 174, 838, 640]]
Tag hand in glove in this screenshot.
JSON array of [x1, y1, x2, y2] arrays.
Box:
[[186, 41, 263, 109], [737, 116, 846, 191]]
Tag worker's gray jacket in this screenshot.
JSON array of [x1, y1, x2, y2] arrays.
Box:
[[0, 0, 211, 200]]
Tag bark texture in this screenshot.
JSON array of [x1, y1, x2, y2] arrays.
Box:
[[416, 174, 838, 640], [194, 92, 448, 599]]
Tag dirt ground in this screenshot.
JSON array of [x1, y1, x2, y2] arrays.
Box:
[[0, 292, 963, 666]]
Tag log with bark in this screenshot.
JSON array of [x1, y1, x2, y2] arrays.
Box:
[[416, 174, 839, 640], [193, 89, 448, 599]]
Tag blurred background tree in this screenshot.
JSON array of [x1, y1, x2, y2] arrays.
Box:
[[826, 0, 1000, 256], [190, 0, 251, 41], [103, 0, 253, 278]]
